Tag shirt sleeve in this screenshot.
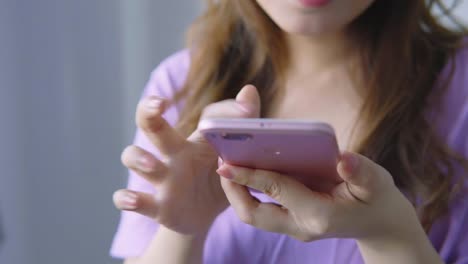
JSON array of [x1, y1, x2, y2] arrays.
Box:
[[110, 50, 190, 259], [429, 42, 468, 264]]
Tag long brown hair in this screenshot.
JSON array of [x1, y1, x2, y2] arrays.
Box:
[[175, 0, 467, 230]]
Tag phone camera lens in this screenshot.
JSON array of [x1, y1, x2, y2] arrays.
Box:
[[222, 133, 252, 141]]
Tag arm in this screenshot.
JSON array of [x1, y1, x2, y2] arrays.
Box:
[[124, 226, 206, 264], [357, 220, 443, 264], [216, 152, 448, 263]]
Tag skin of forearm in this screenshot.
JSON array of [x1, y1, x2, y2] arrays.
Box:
[[356, 224, 444, 264], [124, 226, 207, 264]]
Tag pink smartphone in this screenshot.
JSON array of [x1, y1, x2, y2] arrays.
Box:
[[198, 118, 342, 192]]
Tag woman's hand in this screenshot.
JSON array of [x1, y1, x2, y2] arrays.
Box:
[[218, 152, 444, 263], [113, 85, 261, 236], [216, 152, 425, 242]]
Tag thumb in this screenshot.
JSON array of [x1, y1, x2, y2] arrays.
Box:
[[190, 85, 262, 143], [236, 84, 261, 118], [337, 152, 394, 201]]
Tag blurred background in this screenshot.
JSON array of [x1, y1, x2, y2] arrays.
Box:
[[0, 1, 200, 263], [0, 1, 466, 264]]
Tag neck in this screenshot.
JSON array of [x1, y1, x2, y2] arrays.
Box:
[[283, 31, 357, 78]]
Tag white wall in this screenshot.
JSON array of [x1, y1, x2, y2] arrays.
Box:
[[439, 0, 468, 27], [0, 3, 29, 263], [454, 0, 468, 24], [452, 0, 468, 23], [0, 1, 199, 264], [120, 1, 202, 141]]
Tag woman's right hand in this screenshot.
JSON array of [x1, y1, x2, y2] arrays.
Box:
[[113, 85, 261, 236]]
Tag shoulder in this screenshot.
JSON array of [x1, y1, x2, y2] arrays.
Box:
[[434, 39, 468, 157], [428, 42, 468, 259], [143, 49, 191, 99], [444, 39, 468, 102]]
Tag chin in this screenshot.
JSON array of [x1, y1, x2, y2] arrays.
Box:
[[276, 16, 342, 36]]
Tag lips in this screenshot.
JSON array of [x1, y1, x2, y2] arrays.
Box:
[[298, 0, 330, 8]]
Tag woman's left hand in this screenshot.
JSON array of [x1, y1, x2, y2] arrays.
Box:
[[216, 152, 423, 242]]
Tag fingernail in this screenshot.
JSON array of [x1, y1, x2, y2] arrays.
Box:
[[216, 166, 234, 179], [345, 154, 359, 173], [238, 104, 251, 114], [137, 155, 154, 171], [119, 192, 138, 210], [146, 98, 164, 114]]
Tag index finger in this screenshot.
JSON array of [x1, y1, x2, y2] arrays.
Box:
[[217, 165, 323, 210], [136, 96, 186, 155]]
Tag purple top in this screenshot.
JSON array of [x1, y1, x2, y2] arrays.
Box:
[[111, 48, 468, 263]]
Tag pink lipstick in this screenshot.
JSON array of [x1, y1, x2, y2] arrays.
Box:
[[299, 0, 330, 8]]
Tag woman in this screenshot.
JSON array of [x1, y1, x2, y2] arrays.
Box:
[[111, 1, 468, 263]]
